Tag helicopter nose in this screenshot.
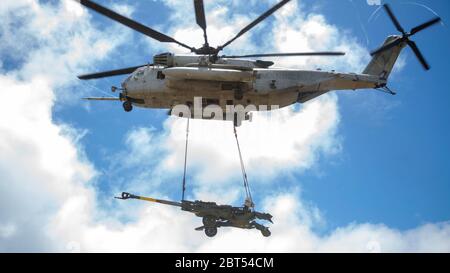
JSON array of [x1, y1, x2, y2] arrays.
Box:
[[121, 77, 129, 91], [121, 77, 136, 96]]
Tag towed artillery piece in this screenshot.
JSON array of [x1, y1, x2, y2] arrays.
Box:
[[116, 192, 273, 237]]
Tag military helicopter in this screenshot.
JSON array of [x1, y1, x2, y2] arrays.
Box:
[[77, 0, 441, 126]]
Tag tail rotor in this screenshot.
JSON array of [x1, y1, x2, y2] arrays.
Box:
[[370, 4, 441, 70]]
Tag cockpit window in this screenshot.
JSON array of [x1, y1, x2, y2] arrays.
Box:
[[133, 69, 144, 80]]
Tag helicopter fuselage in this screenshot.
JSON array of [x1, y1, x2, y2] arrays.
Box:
[[84, 34, 411, 127], [121, 58, 385, 116]]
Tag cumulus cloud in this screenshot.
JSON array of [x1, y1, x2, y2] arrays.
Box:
[[0, 0, 448, 253], [0, 0, 126, 251], [270, 5, 369, 71]]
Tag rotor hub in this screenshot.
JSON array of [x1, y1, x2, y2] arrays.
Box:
[[193, 45, 219, 56]]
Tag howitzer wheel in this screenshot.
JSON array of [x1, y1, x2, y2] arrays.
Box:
[[202, 216, 216, 227], [205, 227, 218, 237], [261, 228, 271, 237]]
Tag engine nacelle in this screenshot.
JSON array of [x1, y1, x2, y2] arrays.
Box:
[[154, 53, 202, 67], [153, 53, 273, 69]]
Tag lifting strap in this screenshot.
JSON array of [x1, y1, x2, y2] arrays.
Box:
[[233, 126, 254, 208], [182, 118, 190, 201], [180, 119, 253, 207]]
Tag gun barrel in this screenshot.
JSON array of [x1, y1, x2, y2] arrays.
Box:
[[116, 192, 182, 207]]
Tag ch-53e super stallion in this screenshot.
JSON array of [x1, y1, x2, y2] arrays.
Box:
[[76, 0, 441, 126]]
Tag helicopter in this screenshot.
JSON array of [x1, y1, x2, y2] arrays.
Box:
[[77, 0, 441, 126]]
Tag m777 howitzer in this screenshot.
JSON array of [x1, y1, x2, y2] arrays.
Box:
[[116, 192, 273, 237]]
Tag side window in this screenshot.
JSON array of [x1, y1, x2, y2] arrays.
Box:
[[157, 71, 165, 80]]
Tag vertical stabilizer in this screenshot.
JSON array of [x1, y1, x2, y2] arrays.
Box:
[[363, 35, 407, 80]]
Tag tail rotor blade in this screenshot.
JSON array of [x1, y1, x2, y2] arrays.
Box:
[[407, 40, 430, 70], [384, 4, 406, 34], [410, 17, 442, 35]]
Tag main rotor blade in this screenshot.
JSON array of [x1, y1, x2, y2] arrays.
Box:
[[77, 0, 193, 51], [410, 17, 442, 35], [194, 0, 208, 45], [218, 0, 291, 51], [78, 65, 146, 80], [407, 40, 430, 70], [83, 97, 122, 101], [384, 4, 406, 35], [223, 52, 345, 58], [370, 37, 406, 56]]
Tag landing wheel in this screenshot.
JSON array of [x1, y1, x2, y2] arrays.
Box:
[[234, 89, 243, 100], [205, 227, 218, 237], [123, 101, 133, 112], [202, 216, 216, 227], [261, 228, 271, 237]]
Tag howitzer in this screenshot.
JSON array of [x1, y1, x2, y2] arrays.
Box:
[[116, 192, 273, 237]]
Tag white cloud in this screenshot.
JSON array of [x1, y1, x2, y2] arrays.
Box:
[[0, 0, 125, 251], [0, 74, 97, 251], [0, 0, 448, 253], [270, 2, 369, 71]]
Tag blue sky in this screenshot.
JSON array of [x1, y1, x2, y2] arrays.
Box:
[[1, 0, 450, 252], [304, 0, 450, 231]]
